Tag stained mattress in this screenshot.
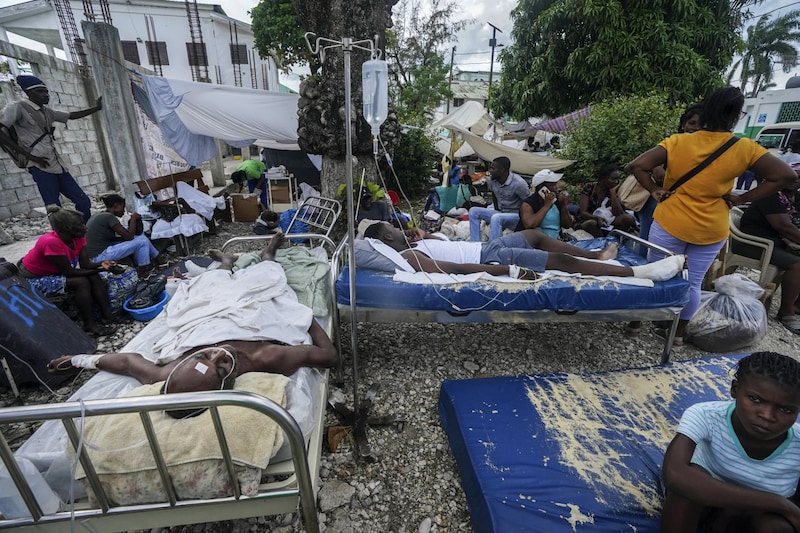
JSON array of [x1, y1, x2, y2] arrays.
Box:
[[336, 238, 690, 312], [437, 355, 743, 532]]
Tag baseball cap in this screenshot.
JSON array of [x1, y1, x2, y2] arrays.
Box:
[[532, 169, 564, 188]]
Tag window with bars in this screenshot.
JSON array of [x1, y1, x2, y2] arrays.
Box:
[[120, 41, 140, 65], [186, 42, 208, 66], [145, 41, 169, 66], [777, 102, 800, 123], [230, 44, 247, 65]]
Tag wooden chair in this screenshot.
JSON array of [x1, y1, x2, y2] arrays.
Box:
[[720, 206, 784, 308]]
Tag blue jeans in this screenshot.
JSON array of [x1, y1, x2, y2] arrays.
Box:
[[480, 232, 549, 272], [636, 197, 657, 258], [247, 179, 268, 209], [29, 166, 91, 222], [92, 234, 159, 266], [647, 221, 725, 321], [469, 207, 520, 242]]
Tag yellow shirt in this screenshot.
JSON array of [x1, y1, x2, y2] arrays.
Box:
[[654, 131, 768, 245]]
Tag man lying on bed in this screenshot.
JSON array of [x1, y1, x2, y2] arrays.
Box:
[[363, 222, 685, 282], [47, 232, 337, 391]]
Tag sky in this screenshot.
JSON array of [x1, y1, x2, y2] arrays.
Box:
[[1, 0, 799, 93]]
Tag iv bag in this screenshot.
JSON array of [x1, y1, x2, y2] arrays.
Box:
[[362, 59, 388, 135]]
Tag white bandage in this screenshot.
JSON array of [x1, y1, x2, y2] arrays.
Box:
[[508, 264, 520, 279], [70, 353, 105, 369]]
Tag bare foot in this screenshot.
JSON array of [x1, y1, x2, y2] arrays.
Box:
[[596, 243, 618, 261], [207, 248, 238, 270], [260, 231, 285, 262]]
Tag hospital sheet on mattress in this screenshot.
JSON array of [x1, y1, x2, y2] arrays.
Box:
[[437, 355, 743, 533], [337, 238, 689, 312], [15, 314, 325, 500]]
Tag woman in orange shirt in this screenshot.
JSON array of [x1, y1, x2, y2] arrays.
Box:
[[627, 87, 795, 346]]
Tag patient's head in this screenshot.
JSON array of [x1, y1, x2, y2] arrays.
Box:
[[163, 345, 238, 419], [364, 221, 405, 250]]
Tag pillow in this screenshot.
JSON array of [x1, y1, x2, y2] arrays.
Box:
[[352, 238, 399, 272]]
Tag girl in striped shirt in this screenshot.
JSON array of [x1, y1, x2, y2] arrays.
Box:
[[661, 352, 800, 532]]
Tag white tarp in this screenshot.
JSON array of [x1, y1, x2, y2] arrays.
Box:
[[143, 76, 302, 165], [433, 102, 574, 174]]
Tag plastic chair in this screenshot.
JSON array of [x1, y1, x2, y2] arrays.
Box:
[[721, 206, 784, 307]]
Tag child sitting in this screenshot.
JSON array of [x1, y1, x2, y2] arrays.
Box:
[[661, 351, 800, 532]]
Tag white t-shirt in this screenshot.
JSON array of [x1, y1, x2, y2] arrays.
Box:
[[677, 401, 800, 497], [408, 239, 482, 264]]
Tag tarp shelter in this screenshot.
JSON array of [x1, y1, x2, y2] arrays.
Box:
[[142, 75, 315, 168], [530, 107, 590, 133], [433, 102, 574, 175]]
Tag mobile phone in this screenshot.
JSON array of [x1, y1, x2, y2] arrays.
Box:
[[538, 186, 550, 199]]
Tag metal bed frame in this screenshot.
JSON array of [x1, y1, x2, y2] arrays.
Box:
[[333, 230, 686, 364], [0, 197, 344, 532]]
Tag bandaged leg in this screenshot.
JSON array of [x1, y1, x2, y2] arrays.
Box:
[[631, 255, 685, 282]]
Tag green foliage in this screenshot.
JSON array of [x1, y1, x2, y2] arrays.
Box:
[[250, 0, 314, 74], [386, 0, 470, 126], [388, 128, 437, 196], [727, 10, 800, 97], [556, 93, 682, 183], [492, 0, 755, 118]]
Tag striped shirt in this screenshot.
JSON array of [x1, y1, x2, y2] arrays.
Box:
[[678, 401, 800, 497]]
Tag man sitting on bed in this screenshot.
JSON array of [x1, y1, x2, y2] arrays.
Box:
[[47, 233, 337, 392], [363, 222, 685, 281]]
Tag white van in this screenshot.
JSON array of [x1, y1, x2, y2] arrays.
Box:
[[754, 121, 800, 154]]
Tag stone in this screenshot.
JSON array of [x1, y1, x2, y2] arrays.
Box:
[[318, 479, 356, 512]]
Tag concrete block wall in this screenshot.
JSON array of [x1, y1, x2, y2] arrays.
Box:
[[0, 41, 107, 220]]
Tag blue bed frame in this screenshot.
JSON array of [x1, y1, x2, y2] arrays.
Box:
[[334, 231, 690, 364]]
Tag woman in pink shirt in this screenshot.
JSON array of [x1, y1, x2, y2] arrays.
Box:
[[19, 205, 121, 336]]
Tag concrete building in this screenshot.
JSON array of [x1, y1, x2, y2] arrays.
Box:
[[735, 77, 800, 138], [0, 0, 279, 90]]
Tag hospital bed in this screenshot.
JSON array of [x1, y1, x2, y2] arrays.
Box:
[[0, 197, 342, 533], [334, 230, 690, 364], [438, 353, 742, 532]]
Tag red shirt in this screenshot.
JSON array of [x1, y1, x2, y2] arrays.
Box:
[[22, 231, 86, 276]]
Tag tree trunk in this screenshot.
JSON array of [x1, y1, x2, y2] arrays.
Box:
[[291, 0, 400, 200]]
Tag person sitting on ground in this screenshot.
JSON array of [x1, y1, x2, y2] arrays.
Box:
[[86, 193, 168, 278], [574, 163, 636, 238], [660, 351, 800, 533], [516, 169, 573, 239], [734, 174, 800, 334], [468, 156, 530, 242], [17, 205, 122, 336], [364, 222, 685, 282], [48, 233, 338, 386]]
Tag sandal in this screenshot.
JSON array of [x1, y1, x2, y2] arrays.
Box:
[[653, 327, 684, 347], [624, 321, 642, 337], [779, 315, 800, 335]]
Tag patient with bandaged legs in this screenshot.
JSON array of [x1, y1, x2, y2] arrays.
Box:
[[48, 232, 337, 390]]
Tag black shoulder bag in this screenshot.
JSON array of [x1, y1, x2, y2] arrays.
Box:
[[668, 136, 740, 192]]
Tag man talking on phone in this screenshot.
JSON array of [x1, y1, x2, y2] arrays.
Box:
[[516, 169, 573, 239]]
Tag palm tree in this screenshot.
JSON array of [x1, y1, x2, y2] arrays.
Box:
[[727, 10, 800, 97]]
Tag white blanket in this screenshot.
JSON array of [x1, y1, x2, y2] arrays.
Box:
[[151, 260, 314, 362]]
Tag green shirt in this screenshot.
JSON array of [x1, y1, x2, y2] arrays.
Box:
[[236, 160, 266, 181]]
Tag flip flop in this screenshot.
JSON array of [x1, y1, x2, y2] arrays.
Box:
[[779, 315, 800, 335], [624, 321, 642, 337]]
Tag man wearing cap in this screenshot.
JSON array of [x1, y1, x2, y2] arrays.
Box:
[[516, 169, 572, 239], [0, 75, 102, 222], [468, 156, 530, 242]]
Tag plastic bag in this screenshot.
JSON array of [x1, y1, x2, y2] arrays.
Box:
[[685, 273, 767, 352]]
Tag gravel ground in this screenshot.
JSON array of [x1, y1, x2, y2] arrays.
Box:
[[3, 208, 800, 533]]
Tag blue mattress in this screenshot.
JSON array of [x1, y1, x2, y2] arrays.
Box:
[[438, 355, 742, 533], [336, 238, 689, 312]]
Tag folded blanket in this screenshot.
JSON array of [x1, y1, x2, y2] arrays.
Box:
[[76, 372, 289, 477]]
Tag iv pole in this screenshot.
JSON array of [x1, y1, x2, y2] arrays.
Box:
[[304, 33, 401, 461]]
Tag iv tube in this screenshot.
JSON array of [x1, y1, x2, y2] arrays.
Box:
[[362, 58, 388, 155]]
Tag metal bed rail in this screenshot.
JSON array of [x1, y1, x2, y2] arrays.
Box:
[[0, 391, 319, 533]]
